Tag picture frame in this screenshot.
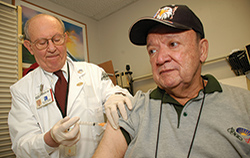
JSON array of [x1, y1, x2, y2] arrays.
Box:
[[19, 0, 89, 66]]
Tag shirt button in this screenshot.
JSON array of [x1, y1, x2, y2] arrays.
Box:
[[183, 112, 188, 117]]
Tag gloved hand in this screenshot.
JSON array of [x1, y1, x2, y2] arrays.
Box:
[[50, 116, 81, 147], [104, 94, 132, 129]]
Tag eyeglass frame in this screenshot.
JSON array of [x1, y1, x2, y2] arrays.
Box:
[[28, 33, 66, 50]]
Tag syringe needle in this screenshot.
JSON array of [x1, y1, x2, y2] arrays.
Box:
[[79, 121, 106, 127]]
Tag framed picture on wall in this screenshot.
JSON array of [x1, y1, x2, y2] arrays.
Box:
[[19, 0, 89, 66]]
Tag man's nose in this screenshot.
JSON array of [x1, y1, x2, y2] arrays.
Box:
[[47, 39, 56, 51], [156, 47, 171, 65]]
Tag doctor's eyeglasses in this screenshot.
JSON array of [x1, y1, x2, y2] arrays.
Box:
[[29, 33, 66, 50]]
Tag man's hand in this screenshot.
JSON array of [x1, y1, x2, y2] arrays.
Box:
[[50, 116, 81, 146], [104, 94, 132, 129]]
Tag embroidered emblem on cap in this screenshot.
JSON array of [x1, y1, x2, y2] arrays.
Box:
[[153, 6, 178, 21]]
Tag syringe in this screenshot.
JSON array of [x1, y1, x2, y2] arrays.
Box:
[[79, 121, 106, 127]]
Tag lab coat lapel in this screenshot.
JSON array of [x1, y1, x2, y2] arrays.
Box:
[[31, 67, 54, 131], [34, 68, 52, 95], [67, 66, 85, 110]]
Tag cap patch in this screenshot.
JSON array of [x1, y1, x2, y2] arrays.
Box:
[[153, 6, 178, 21]]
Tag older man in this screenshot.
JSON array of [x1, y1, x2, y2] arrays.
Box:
[[93, 4, 250, 158], [8, 14, 132, 158]]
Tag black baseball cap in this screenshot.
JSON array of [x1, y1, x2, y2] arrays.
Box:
[[129, 4, 204, 45]]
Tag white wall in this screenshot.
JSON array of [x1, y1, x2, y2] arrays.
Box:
[[98, 0, 250, 93]]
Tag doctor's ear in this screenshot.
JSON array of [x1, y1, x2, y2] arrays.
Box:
[[199, 38, 209, 63], [64, 32, 68, 42], [23, 40, 34, 55]]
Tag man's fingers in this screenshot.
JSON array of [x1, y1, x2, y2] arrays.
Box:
[[60, 116, 70, 124], [68, 123, 80, 136], [62, 117, 80, 130], [105, 108, 117, 130], [61, 122, 81, 146], [111, 106, 119, 128], [117, 101, 127, 120], [61, 129, 81, 146], [124, 97, 132, 110], [104, 94, 132, 129]]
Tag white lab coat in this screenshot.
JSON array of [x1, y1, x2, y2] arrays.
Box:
[[8, 58, 129, 158]]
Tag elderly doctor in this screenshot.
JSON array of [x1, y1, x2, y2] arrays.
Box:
[[8, 13, 132, 158]]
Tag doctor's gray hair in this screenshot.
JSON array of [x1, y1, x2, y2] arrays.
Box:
[[24, 13, 65, 40]]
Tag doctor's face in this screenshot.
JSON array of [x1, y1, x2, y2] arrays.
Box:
[[146, 26, 208, 90], [24, 15, 68, 73]]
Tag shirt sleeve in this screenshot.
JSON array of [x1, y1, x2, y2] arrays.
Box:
[[118, 90, 146, 140]]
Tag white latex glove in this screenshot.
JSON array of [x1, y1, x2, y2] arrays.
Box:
[[104, 94, 132, 129], [51, 116, 81, 146]]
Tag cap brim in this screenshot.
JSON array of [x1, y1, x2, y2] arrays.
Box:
[[129, 17, 191, 45]]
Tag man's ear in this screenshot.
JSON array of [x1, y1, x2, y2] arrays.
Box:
[[23, 40, 34, 55], [64, 32, 68, 43], [199, 38, 209, 63]]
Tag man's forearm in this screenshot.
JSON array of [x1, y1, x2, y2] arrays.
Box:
[[92, 122, 128, 158]]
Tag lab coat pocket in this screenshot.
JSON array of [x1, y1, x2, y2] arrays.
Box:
[[91, 106, 105, 143]]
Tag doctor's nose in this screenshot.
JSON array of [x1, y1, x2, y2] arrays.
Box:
[[47, 40, 57, 52]]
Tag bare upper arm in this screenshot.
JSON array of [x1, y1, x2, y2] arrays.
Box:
[[92, 122, 128, 158]]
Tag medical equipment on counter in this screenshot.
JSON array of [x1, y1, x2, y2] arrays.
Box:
[[115, 64, 134, 95]]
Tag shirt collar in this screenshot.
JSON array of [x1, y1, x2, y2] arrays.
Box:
[[150, 74, 222, 103], [42, 61, 69, 85], [61, 61, 68, 77], [43, 61, 68, 77]]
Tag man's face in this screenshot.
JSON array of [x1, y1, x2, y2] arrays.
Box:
[[24, 15, 68, 73], [146, 26, 207, 90]]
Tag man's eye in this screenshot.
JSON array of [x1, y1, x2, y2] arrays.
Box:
[[170, 42, 178, 47], [53, 38, 61, 43], [37, 40, 47, 45], [149, 49, 157, 54]]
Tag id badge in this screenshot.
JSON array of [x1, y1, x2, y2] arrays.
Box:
[[35, 89, 54, 109]]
